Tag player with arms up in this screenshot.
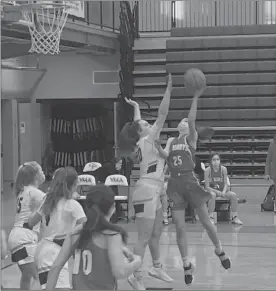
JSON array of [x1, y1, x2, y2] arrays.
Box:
[[119, 74, 173, 290], [155, 80, 231, 286]]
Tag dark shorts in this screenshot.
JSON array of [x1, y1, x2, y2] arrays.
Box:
[[167, 172, 211, 211]]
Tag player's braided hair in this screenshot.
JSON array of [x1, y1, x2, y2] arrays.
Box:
[[78, 184, 128, 249]]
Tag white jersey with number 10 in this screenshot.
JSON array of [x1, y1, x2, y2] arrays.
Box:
[[136, 136, 165, 182]]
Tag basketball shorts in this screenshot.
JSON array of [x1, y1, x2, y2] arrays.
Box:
[[132, 179, 163, 219], [8, 227, 38, 266], [34, 239, 70, 289], [167, 172, 211, 211]]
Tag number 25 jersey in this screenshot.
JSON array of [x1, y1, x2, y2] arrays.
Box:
[[167, 135, 195, 175]]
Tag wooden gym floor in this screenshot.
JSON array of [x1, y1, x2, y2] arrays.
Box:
[[2, 180, 276, 290]]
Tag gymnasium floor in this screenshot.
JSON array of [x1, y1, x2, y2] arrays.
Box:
[[2, 180, 276, 290]]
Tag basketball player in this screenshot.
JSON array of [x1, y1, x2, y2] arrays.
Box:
[[28, 167, 87, 289], [205, 153, 243, 225], [119, 74, 173, 290], [45, 185, 142, 290], [155, 88, 231, 285], [8, 162, 46, 290]]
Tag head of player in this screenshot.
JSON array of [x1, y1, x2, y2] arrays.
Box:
[[78, 184, 128, 248], [119, 119, 151, 159], [46, 185, 142, 290], [14, 161, 45, 196], [43, 167, 78, 222], [177, 117, 190, 137]]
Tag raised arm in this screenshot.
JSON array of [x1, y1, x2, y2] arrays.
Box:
[[154, 137, 174, 159], [148, 74, 172, 141], [187, 88, 205, 148], [124, 98, 141, 121]]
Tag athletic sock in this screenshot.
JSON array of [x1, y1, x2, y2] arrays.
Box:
[[182, 256, 190, 268], [153, 259, 161, 268], [215, 241, 223, 254]]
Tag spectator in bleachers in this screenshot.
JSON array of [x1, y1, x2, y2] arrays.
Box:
[[265, 134, 276, 188], [204, 153, 243, 225]]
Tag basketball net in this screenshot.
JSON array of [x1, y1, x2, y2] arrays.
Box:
[[20, 1, 75, 55]]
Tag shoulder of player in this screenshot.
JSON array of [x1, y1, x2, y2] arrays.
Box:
[[221, 165, 227, 173], [30, 187, 46, 198], [65, 198, 83, 210], [101, 229, 121, 236]]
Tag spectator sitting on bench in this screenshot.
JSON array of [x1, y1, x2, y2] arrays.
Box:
[[204, 153, 243, 225]]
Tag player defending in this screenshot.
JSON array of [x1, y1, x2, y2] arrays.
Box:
[[155, 86, 231, 286], [119, 74, 173, 290]]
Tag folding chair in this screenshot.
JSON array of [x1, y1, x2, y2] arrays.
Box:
[[77, 174, 96, 196], [105, 174, 129, 222]]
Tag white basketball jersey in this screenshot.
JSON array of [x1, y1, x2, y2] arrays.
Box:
[[13, 186, 45, 233], [40, 198, 86, 241], [136, 136, 165, 181]]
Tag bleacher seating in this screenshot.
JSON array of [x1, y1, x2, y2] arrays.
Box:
[[131, 24, 276, 181]]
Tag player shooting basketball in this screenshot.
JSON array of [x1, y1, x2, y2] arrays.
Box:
[[119, 74, 173, 290], [154, 69, 231, 286]]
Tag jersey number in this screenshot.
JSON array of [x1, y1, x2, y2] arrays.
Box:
[[16, 197, 23, 213], [173, 156, 182, 167], [136, 147, 142, 163], [72, 249, 92, 275]]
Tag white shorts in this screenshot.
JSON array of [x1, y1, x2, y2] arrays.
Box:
[[132, 179, 163, 219], [8, 227, 38, 266], [35, 239, 70, 289]]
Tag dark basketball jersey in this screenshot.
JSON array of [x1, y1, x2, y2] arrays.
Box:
[[209, 166, 224, 191], [72, 231, 117, 290], [167, 135, 195, 175]]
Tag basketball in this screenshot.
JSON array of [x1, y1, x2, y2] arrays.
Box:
[[184, 68, 206, 92]]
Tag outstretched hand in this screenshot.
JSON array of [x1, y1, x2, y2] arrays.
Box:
[[167, 73, 172, 91], [124, 97, 139, 107], [194, 86, 206, 99]]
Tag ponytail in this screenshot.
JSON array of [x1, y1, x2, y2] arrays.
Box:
[[78, 205, 128, 250], [119, 121, 140, 160]]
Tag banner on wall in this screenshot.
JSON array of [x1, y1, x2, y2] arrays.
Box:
[[66, 1, 85, 19]]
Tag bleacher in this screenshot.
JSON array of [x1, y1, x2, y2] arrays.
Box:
[[131, 24, 276, 181]]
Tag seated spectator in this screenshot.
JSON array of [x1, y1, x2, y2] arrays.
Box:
[[204, 153, 243, 225]]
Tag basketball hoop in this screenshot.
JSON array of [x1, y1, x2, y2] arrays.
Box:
[[15, 1, 76, 54]]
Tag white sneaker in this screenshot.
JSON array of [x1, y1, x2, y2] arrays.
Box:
[[163, 217, 169, 225], [128, 274, 145, 290], [148, 265, 173, 283], [231, 216, 243, 225]]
